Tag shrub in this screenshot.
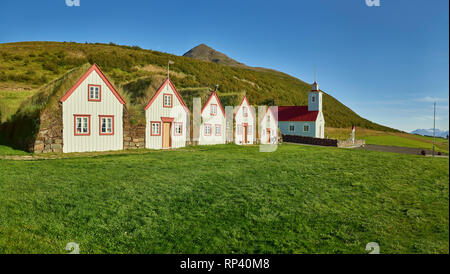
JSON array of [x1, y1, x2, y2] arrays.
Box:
[[420, 150, 426, 156]]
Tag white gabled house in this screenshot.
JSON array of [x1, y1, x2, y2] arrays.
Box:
[[60, 64, 126, 153], [260, 106, 278, 144], [144, 78, 189, 149], [199, 90, 226, 145], [234, 96, 255, 145]]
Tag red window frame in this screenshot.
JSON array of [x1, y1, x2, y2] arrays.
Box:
[[99, 115, 114, 136], [163, 93, 173, 108], [215, 124, 221, 136], [237, 124, 243, 135], [74, 114, 91, 136], [88, 84, 101, 102], [210, 104, 217, 116], [174, 122, 183, 136], [204, 123, 212, 136], [151, 121, 161, 136]]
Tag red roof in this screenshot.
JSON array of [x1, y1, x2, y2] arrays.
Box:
[[277, 106, 318, 122]]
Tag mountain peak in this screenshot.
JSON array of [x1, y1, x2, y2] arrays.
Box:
[[183, 44, 246, 67]]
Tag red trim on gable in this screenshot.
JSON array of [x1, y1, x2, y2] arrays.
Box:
[[236, 96, 255, 119], [262, 106, 278, 124], [201, 91, 225, 117], [161, 117, 174, 122], [99, 115, 114, 135], [144, 78, 189, 114], [73, 114, 91, 136], [88, 84, 101, 102], [60, 64, 126, 104]]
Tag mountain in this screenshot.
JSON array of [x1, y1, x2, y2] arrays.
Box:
[[183, 44, 246, 67], [0, 41, 396, 132], [411, 129, 449, 138]]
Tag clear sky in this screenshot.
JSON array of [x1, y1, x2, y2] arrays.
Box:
[[0, 0, 448, 132]]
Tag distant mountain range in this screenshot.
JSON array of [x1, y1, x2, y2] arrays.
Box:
[[411, 129, 449, 138]]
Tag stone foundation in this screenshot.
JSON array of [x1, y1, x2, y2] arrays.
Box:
[[337, 139, 366, 148], [123, 109, 146, 149], [32, 107, 63, 153]]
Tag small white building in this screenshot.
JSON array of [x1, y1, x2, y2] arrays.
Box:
[[234, 96, 255, 145], [144, 78, 189, 149], [199, 91, 226, 145], [277, 81, 325, 138], [260, 106, 278, 144], [60, 64, 126, 153]]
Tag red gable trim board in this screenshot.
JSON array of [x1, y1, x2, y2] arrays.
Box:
[[144, 78, 189, 113], [60, 63, 126, 104], [236, 96, 256, 119], [201, 91, 225, 117], [277, 106, 319, 122]]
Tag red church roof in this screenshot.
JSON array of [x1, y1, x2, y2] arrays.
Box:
[[277, 106, 319, 122]]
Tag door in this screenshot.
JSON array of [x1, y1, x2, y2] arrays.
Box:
[[162, 122, 171, 148], [266, 129, 271, 143], [243, 125, 248, 144]]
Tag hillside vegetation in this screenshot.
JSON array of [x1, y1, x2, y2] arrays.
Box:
[[0, 41, 396, 131]]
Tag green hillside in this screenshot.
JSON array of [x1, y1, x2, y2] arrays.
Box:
[[0, 41, 396, 131]]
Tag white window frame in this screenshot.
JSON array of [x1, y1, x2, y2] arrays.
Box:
[[204, 124, 212, 136], [289, 125, 295, 132], [163, 94, 172, 107], [174, 122, 183, 136], [215, 124, 221, 136], [304, 125, 310, 132], [243, 106, 248, 117]]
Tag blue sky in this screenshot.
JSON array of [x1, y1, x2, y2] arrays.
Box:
[[0, 0, 448, 132]]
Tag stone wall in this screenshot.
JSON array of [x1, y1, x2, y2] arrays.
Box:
[[282, 134, 338, 147], [337, 139, 365, 148], [32, 106, 63, 153], [123, 109, 145, 149]]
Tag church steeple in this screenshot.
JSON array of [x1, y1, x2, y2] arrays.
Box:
[[308, 81, 322, 112]]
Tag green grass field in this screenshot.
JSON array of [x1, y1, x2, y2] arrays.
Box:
[[0, 89, 35, 122], [0, 144, 448, 254], [326, 127, 449, 153]]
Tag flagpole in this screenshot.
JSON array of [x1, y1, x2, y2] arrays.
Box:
[[433, 101, 436, 157]]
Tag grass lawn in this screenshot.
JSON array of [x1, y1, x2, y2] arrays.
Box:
[[0, 144, 31, 156], [0, 144, 448, 254], [326, 127, 449, 153], [0, 89, 36, 122]]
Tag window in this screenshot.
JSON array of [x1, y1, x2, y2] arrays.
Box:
[[267, 115, 271, 122], [74, 115, 90, 136], [248, 125, 252, 135], [243, 106, 248, 117], [174, 122, 182, 136], [88, 84, 101, 101], [215, 124, 221, 136], [311, 95, 315, 103], [210, 104, 217, 116], [237, 125, 243, 135], [99, 116, 114, 135], [304, 125, 310, 132], [289, 125, 295, 132], [204, 124, 211, 136], [151, 121, 161, 136], [163, 93, 173, 108]]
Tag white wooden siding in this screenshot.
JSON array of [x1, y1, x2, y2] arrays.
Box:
[[199, 94, 226, 145], [260, 108, 278, 144], [145, 82, 188, 149], [234, 97, 255, 145], [62, 70, 123, 153]]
